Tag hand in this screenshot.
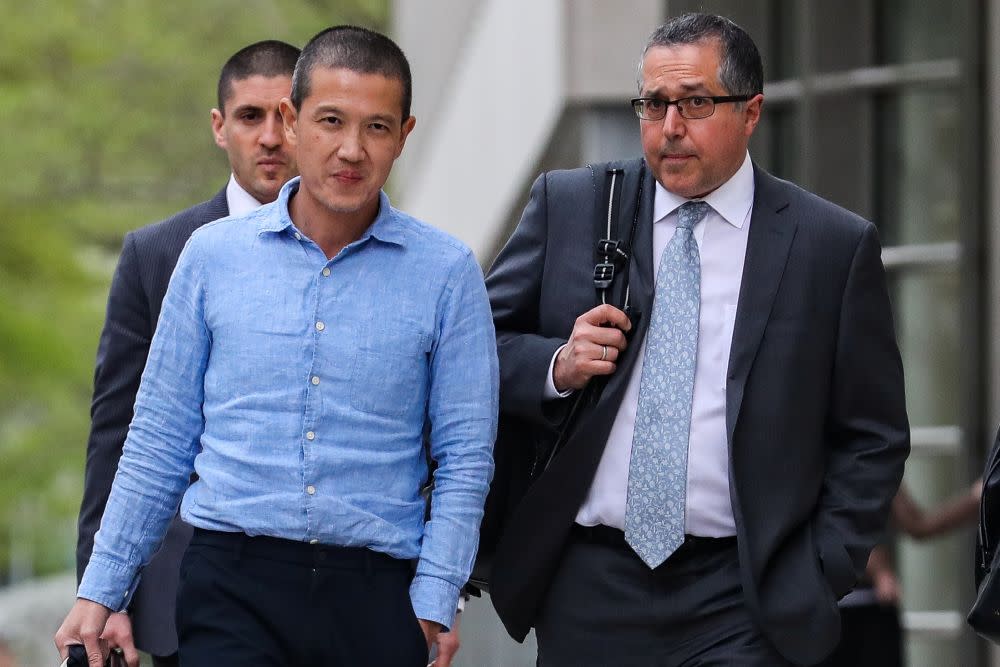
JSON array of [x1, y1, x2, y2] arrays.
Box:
[[54, 599, 113, 667], [418, 619, 444, 661], [101, 612, 140, 667], [872, 568, 901, 604], [553, 304, 632, 392], [431, 613, 461, 666]]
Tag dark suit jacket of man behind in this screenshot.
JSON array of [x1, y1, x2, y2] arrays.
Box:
[[76, 188, 228, 656], [74, 40, 299, 663]]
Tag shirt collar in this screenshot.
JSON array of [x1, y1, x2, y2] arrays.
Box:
[[653, 151, 755, 229], [225, 173, 263, 217], [257, 177, 407, 247]]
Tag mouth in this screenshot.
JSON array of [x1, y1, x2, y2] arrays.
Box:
[[257, 158, 287, 172], [332, 171, 364, 184]]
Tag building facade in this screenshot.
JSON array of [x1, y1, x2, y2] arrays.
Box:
[[392, 2, 998, 664]]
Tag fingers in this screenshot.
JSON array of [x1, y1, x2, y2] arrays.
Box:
[[578, 304, 633, 332], [83, 633, 106, 667], [553, 306, 632, 392], [54, 600, 113, 667], [101, 613, 138, 667]]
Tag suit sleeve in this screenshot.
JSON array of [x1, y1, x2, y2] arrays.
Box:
[[485, 172, 572, 426], [76, 232, 152, 583], [816, 222, 910, 597]]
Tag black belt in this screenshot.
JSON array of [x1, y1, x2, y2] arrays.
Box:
[[571, 523, 736, 558], [190, 528, 412, 571]]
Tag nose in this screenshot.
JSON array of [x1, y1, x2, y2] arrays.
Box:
[[337, 127, 364, 162], [260, 112, 283, 149], [661, 104, 686, 139]]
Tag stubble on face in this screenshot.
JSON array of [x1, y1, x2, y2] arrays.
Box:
[[639, 40, 758, 199], [214, 75, 297, 204]]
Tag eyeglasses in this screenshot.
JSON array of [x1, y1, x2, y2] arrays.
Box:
[[630, 95, 753, 121]]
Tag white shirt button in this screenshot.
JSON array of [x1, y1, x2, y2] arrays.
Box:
[[322, 268, 331, 277], [294, 232, 302, 240], [306, 485, 316, 495], [315, 321, 325, 332], [309, 539, 319, 545], [306, 431, 315, 440], [311, 376, 320, 385]]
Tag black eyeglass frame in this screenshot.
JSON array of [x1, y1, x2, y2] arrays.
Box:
[[630, 94, 754, 120]]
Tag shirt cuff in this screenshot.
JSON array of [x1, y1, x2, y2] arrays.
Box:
[[77, 555, 139, 613], [410, 574, 460, 630], [543, 344, 575, 400]]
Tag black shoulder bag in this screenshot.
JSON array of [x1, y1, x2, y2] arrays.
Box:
[[968, 425, 1000, 642], [470, 164, 644, 591]]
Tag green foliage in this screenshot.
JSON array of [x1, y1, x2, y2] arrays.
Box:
[[0, 0, 387, 581]]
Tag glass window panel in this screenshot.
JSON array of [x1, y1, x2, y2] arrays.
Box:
[[875, 90, 960, 246], [755, 105, 798, 183], [898, 454, 973, 667], [813, 0, 874, 73], [811, 94, 872, 219], [887, 268, 960, 428], [877, 0, 960, 63], [770, 0, 800, 80]]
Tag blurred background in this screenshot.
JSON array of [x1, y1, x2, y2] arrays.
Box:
[[2, 0, 999, 665]]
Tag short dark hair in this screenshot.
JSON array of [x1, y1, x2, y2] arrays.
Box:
[[290, 26, 412, 119], [640, 13, 763, 98], [217, 40, 300, 114]]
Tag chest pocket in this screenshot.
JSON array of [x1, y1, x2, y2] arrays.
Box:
[[350, 333, 431, 418]]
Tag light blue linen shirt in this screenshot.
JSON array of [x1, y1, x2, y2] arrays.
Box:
[[78, 177, 499, 628]]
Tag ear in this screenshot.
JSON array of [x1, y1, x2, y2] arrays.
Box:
[[279, 97, 299, 146], [395, 116, 416, 158], [743, 93, 764, 137], [211, 108, 226, 149]]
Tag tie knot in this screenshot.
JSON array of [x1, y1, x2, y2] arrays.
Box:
[[677, 201, 710, 230]]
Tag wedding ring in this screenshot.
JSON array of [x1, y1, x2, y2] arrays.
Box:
[[601, 345, 608, 361]]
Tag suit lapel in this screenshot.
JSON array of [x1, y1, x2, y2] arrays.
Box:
[[725, 167, 796, 439], [208, 186, 230, 220]]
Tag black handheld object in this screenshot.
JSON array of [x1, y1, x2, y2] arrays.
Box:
[[970, 425, 1000, 643]]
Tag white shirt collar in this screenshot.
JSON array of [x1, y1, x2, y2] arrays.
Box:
[[225, 174, 263, 217], [653, 152, 755, 229]]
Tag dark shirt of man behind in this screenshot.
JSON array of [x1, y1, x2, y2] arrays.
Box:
[[73, 39, 299, 667], [485, 12, 909, 666], [59, 26, 499, 667]]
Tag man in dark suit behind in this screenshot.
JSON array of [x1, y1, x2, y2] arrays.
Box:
[[75, 40, 299, 667], [485, 13, 909, 666]]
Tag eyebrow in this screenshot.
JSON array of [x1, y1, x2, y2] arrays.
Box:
[[313, 105, 399, 125], [229, 104, 265, 116], [643, 81, 711, 97]]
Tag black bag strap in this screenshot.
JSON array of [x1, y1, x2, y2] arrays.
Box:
[[533, 164, 644, 478]]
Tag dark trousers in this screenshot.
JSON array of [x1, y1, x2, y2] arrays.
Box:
[[151, 655, 178, 667], [816, 602, 903, 667], [535, 525, 794, 667], [176, 529, 428, 667]]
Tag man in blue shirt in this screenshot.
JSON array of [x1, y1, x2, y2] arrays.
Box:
[[56, 25, 498, 667]]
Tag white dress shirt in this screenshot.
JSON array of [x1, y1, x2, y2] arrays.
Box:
[[565, 153, 755, 536], [225, 173, 263, 217]]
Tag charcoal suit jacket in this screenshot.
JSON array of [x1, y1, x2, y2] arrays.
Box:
[[484, 158, 910, 666], [76, 187, 228, 656]]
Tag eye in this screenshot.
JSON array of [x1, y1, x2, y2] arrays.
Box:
[[322, 116, 341, 125], [687, 96, 709, 107], [239, 110, 261, 122], [369, 122, 390, 132], [646, 98, 667, 111]]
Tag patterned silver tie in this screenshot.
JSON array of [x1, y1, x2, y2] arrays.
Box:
[[625, 200, 709, 569]]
